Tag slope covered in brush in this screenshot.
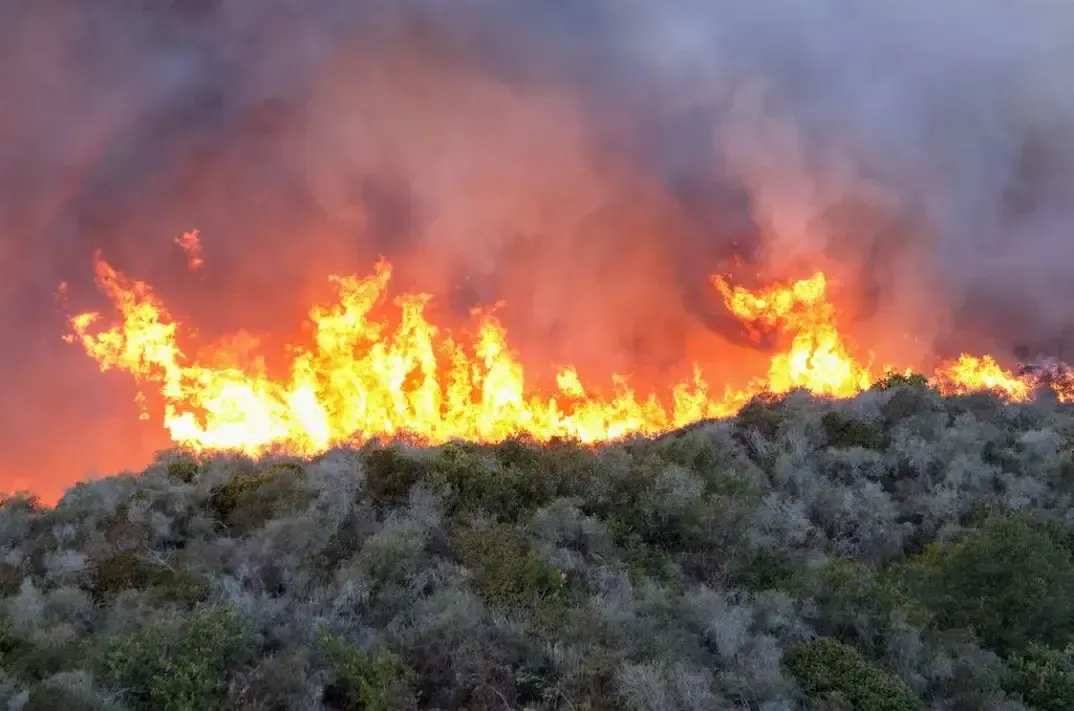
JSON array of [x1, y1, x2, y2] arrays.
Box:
[[2, 378, 1074, 710]]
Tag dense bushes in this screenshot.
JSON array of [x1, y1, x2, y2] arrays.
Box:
[[0, 382, 1071, 708], [784, 636, 920, 710], [901, 514, 1074, 654], [1004, 643, 1074, 711], [318, 627, 416, 711], [453, 524, 565, 610], [99, 605, 249, 711]]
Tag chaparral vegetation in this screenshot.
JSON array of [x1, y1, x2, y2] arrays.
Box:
[[2, 377, 1074, 710]]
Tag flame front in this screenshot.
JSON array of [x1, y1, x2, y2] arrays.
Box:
[[65, 249, 1072, 457], [712, 272, 875, 398]]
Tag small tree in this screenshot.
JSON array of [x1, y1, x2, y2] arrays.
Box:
[[785, 637, 920, 711], [1004, 643, 1074, 711], [100, 605, 249, 711]]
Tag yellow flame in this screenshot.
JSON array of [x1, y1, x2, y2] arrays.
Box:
[[65, 250, 1066, 457]]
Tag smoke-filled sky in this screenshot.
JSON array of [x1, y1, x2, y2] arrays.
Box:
[[3, 0, 1074, 500]]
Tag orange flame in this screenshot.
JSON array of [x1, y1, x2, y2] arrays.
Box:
[[932, 354, 1032, 401], [712, 272, 875, 397], [64, 247, 1068, 457]]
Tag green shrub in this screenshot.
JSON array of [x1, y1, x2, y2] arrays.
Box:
[[98, 502, 144, 549], [0, 562, 23, 598], [800, 558, 923, 658], [587, 464, 656, 545], [89, 550, 207, 606], [785, 637, 921, 711], [873, 372, 929, 391], [427, 443, 539, 520], [0, 622, 82, 683], [1003, 643, 1074, 711], [362, 447, 428, 507], [318, 627, 415, 711], [91, 550, 152, 601], [209, 462, 313, 532], [882, 386, 945, 426], [489, 437, 597, 511], [621, 542, 681, 589], [731, 547, 796, 592], [0, 492, 42, 515], [165, 454, 203, 484], [821, 412, 883, 450], [353, 521, 429, 596], [25, 685, 90, 711], [453, 524, 565, 609], [24, 673, 117, 711], [900, 515, 1074, 655], [100, 605, 249, 711], [943, 391, 1008, 422], [644, 433, 728, 482], [735, 395, 787, 439]]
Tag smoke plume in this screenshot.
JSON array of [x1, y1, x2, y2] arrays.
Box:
[[3, 0, 1074, 499]]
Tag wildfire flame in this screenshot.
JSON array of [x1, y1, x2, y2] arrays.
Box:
[[64, 242, 1072, 457]]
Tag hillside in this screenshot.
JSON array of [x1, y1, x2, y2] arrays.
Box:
[[2, 378, 1074, 710]]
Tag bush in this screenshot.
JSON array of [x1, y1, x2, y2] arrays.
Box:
[[225, 651, 313, 711], [1003, 643, 1074, 711], [821, 412, 884, 450], [0, 562, 23, 598], [362, 447, 428, 508], [24, 671, 120, 711], [427, 443, 542, 521], [209, 462, 313, 532], [164, 454, 203, 484], [89, 550, 207, 606], [318, 628, 416, 711], [453, 524, 564, 610], [901, 515, 1074, 655], [727, 547, 796, 592], [796, 559, 902, 657], [784, 636, 920, 711], [873, 373, 929, 391], [736, 395, 788, 439], [100, 605, 250, 711], [0, 621, 85, 684]]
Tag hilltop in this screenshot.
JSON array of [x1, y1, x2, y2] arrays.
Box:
[[2, 378, 1074, 710]]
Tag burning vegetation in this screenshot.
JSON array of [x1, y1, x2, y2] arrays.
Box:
[[5, 1, 1074, 709], [64, 243, 1073, 458]]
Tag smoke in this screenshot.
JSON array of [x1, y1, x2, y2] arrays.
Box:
[[3, 0, 1074, 498]]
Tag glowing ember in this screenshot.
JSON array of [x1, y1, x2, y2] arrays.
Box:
[[64, 244, 1068, 457], [173, 230, 204, 272]]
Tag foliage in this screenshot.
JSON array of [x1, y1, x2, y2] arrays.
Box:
[[2, 393, 1073, 708], [821, 411, 884, 450], [0, 620, 84, 683], [900, 514, 1074, 654], [452, 524, 565, 609], [99, 605, 249, 711], [164, 452, 204, 484], [90, 549, 207, 606], [318, 627, 416, 711], [1003, 642, 1074, 711], [209, 461, 313, 532], [873, 372, 930, 391], [784, 636, 921, 711]]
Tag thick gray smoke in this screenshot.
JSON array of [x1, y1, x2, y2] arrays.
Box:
[[3, 0, 1074, 498]]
